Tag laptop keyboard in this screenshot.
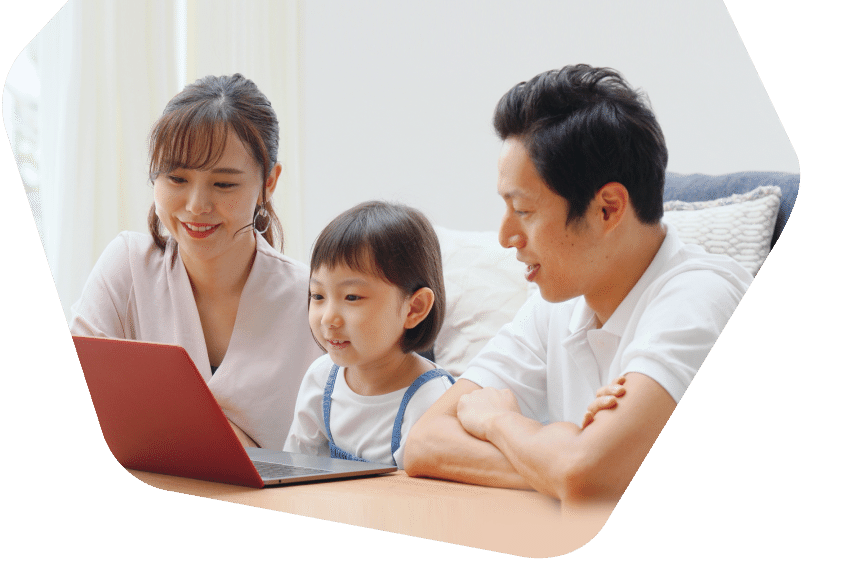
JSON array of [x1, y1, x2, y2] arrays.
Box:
[[252, 461, 333, 479]]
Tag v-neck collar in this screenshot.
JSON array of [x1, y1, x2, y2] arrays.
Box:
[[170, 231, 265, 381]]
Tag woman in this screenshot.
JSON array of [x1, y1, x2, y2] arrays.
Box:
[[70, 74, 322, 449]]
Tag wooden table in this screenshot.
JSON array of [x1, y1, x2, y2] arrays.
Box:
[[130, 469, 616, 558]]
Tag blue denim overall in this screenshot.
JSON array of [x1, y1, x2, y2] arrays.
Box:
[[321, 364, 456, 466]]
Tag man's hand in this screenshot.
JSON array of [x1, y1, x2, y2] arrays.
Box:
[[457, 387, 522, 441], [581, 377, 627, 429]]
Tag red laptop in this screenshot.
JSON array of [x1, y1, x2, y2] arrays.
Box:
[[73, 335, 396, 488]]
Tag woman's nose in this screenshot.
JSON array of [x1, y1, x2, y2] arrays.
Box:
[[186, 184, 213, 215]]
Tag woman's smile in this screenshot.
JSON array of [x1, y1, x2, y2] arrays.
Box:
[[181, 221, 221, 239]]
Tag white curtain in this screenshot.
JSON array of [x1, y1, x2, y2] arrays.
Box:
[[33, 0, 304, 321], [184, 0, 306, 264]]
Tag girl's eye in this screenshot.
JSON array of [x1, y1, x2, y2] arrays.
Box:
[[168, 175, 186, 184], [310, 293, 324, 301], [345, 295, 362, 302], [215, 182, 238, 189]]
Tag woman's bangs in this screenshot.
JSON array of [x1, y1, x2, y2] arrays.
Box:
[[149, 109, 230, 178]]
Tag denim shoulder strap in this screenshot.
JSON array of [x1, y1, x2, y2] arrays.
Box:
[[322, 364, 340, 446], [390, 368, 456, 459]]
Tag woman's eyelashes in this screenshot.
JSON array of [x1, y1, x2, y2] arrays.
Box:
[[165, 174, 239, 189]]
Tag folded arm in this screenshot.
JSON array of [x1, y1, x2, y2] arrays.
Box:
[[404, 379, 533, 489], [462, 372, 676, 502]]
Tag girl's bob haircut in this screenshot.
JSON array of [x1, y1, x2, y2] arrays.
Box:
[[310, 201, 445, 354]]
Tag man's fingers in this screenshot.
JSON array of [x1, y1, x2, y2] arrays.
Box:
[[581, 395, 620, 429], [594, 379, 627, 399]]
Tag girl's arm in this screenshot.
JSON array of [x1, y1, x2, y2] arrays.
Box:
[[283, 359, 332, 455]]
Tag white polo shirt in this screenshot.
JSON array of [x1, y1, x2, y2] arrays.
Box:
[[460, 225, 753, 426]]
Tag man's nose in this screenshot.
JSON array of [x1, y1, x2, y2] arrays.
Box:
[[498, 214, 524, 249]]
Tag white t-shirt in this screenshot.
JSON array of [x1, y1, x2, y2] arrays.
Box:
[[69, 231, 323, 449], [284, 355, 454, 468], [461, 224, 753, 426]]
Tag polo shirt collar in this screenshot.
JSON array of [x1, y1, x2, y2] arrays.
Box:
[[601, 223, 682, 337], [567, 295, 596, 334]]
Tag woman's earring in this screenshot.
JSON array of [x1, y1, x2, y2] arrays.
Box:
[[253, 203, 270, 234]]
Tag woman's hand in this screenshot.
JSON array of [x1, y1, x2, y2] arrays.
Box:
[[581, 377, 627, 429], [228, 419, 258, 447]]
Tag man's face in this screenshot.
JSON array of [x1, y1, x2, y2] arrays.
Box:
[[496, 137, 601, 303]]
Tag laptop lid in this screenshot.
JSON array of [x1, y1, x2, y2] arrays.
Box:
[[73, 335, 396, 488]]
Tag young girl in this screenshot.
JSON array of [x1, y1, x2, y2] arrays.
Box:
[[284, 201, 455, 468]]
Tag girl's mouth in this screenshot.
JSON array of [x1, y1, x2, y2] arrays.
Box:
[[327, 339, 350, 350]]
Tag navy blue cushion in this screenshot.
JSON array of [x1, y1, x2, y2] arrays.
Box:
[[664, 171, 799, 248]]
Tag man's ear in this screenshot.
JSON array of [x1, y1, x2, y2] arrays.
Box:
[[595, 182, 629, 232], [404, 287, 435, 329]]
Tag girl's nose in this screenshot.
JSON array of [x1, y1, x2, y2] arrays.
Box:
[[322, 305, 342, 328]]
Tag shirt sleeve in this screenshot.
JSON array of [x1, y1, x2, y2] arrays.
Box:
[[68, 233, 135, 338], [621, 269, 748, 403], [459, 294, 550, 421], [283, 356, 332, 456], [393, 374, 454, 469]]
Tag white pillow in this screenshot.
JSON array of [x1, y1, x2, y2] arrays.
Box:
[[662, 186, 781, 276], [433, 226, 533, 376]]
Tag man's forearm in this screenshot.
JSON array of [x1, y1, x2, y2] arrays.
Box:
[[404, 381, 532, 489], [483, 373, 678, 502], [485, 412, 583, 500], [405, 413, 531, 488]]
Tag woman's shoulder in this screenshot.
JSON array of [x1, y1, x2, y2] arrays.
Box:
[[253, 235, 310, 283], [103, 231, 171, 260], [93, 231, 167, 273]]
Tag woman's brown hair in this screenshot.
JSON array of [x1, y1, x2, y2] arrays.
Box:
[[147, 74, 283, 251]]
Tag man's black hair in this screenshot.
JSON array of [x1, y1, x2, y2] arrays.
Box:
[[494, 64, 668, 224]]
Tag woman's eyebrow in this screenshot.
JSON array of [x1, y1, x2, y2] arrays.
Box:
[[210, 167, 245, 175]]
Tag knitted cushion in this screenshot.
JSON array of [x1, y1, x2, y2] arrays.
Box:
[[663, 186, 782, 276]]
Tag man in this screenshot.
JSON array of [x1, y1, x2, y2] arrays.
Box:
[[404, 65, 752, 502]]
